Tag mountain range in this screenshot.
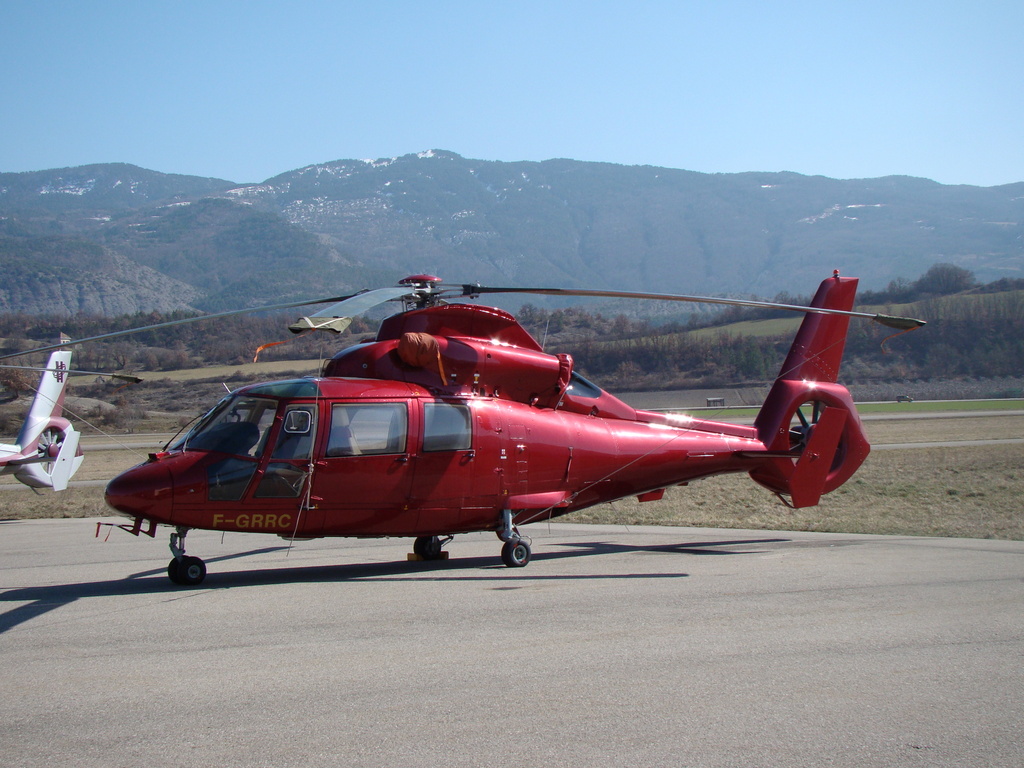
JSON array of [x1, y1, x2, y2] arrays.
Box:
[[2, 150, 1022, 316]]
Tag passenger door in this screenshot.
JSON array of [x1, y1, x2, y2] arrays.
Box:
[[408, 399, 476, 532], [309, 401, 416, 535]]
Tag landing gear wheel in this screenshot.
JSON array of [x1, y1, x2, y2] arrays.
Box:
[[166, 526, 206, 586], [413, 535, 452, 560], [501, 539, 531, 568], [413, 536, 443, 560], [178, 556, 207, 586], [168, 556, 206, 586]]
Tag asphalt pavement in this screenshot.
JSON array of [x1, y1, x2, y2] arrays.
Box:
[[1, 519, 1022, 768]]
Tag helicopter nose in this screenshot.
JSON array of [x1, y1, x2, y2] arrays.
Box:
[[105, 461, 174, 521]]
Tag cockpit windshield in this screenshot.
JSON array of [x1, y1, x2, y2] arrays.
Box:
[[172, 396, 278, 457], [566, 372, 604, 399]]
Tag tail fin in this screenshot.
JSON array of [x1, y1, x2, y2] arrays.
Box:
[[749, 274, 870, 507], [5, 350, 83, 490]]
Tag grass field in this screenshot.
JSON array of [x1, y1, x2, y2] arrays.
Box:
[[570, 443, 1024, 540], [561, 410, 1024, 539], [683, 398, 1024, 421], [3, 409, 1022, 541]]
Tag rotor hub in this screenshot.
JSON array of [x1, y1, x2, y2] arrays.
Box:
[[398, 274, 446, 309]]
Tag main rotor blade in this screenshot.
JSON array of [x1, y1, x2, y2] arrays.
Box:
[[309, 286, 412, 317], [0, 293, 366, 361], [288, 287, 413, 333], [460, 285, 926, 330], [0, 364, 143, 383]]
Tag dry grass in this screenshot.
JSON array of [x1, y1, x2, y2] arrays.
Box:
[[572, 444, 1024, 540], [572, 414, 1024, 539], [862, 411, 1024, 443], [3, 414, 1023, 541]]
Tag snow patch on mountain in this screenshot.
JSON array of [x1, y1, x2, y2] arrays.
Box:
[[40, 178, 97, 196], [799, 203, 885, 224]]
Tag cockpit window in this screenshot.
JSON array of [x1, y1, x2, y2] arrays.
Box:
[[245, 379, 320, 398], [176, 396, 277, 458], [566, 372, 603, 399], [270, 405, 316, 460]]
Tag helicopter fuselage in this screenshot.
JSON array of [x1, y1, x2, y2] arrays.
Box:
[[105, 375, 765, 539]]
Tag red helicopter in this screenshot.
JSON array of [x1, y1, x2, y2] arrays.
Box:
[[12, 272, 925, 586]]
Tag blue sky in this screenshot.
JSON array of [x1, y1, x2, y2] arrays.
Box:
[[2, 0, 1021, 186]]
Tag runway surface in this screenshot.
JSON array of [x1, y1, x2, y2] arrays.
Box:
[[1, 519, 1022, 767]]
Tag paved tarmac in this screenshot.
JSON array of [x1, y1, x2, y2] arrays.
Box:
[[1, 519, 1022, 768]]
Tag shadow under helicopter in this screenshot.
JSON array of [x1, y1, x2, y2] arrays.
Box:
[[0, 537, 789, 633]]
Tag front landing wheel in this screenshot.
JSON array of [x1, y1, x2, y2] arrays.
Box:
[[501, 539, 531, 568], [168, 556, 206, 586]]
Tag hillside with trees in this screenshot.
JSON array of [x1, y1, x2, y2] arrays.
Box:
[[2, 265, 1021, 414], [500, 264, 1024, 396]]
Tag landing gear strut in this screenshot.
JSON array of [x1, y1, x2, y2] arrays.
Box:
[[497, 509, 531, 568], [167, 526, 206, 586]]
